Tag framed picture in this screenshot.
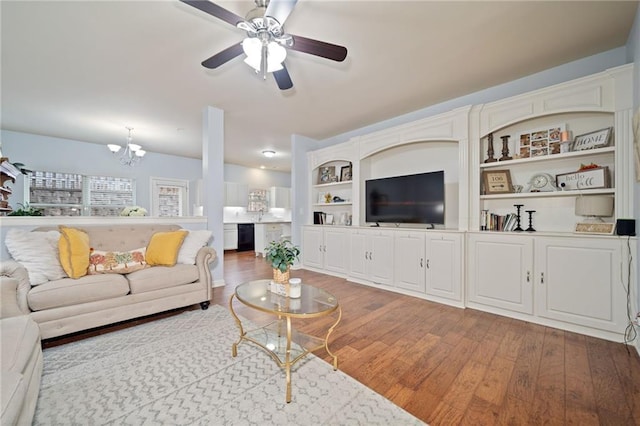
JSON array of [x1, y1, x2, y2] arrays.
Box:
[[575, 222, 615, 234], [324, 214, 334, 225], [555, 166, 610, 190], [517, 124, 565, 159], [318, 166, 335, 184], [572, 127, 613, 151], [482, 169, 513, 194], [340, 165, 352, 182]]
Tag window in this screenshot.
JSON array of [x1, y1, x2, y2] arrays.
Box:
[[150, 177, 188, 216], [27, 171, 135, 216]]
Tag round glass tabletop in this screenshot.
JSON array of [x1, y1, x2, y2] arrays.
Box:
[[234, 279, 339, 317]]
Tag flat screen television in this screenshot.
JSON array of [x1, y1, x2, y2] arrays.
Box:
[[365, 171, 445, 225]]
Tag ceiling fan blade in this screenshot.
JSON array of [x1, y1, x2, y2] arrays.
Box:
[[265, 0, 298, 25], [273, 65, 293, 90], [180, 0, 245, 27], [201, 43, 244, 69], [290, 35, 347, 62]]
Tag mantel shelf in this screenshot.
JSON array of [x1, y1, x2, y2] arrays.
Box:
[[479, 146, 615, 169], [480, 188, 614, 200], [313, 181, 352, 189]]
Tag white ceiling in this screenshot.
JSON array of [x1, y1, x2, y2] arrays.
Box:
[[1, 1, 638, 172]]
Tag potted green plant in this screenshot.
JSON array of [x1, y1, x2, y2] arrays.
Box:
[[265, 239, 300, 284], [8, 202, 43, 216]]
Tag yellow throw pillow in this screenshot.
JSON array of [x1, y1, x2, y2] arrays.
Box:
[[146, 230, 188, 266], [58, 226, 90, 279]]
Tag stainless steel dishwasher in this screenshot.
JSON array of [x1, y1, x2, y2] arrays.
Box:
[[236, 223, 255, 252]]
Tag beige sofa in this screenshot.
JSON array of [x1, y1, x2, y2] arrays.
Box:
[[0, 224, 217, 340], [1, 261, 43, 426]]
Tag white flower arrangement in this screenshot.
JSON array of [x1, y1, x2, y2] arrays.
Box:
[[120, 206, 148, 217]]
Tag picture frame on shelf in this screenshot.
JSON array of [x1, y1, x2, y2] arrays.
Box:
[[555, 166, 610, 190], [340, 165, 352, 182], [318, 166, 335, 184], [575, 222, 615, 235], [572, 127, 613, 151], [482, 169, 513, 194], [324, 214, 334, 225], [517, 124, 565, 159]]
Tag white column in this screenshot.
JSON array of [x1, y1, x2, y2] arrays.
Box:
[[202, 106, 225, 286]]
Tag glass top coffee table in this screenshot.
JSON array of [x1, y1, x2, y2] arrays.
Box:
[[229, 279, 341, 403]]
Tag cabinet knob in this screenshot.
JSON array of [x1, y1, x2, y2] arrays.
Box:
[[426, 259, 430, 269], [527, 271, 530, 283], [540, 272, 544, 284], [420, 258, 423, 268]]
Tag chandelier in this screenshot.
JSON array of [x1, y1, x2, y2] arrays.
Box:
[[107, 127, 146, 166]]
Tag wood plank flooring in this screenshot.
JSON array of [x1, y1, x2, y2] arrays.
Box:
[[44, 250, 640, 425]]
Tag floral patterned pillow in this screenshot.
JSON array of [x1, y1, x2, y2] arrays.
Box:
[[88, 247, 148, 274]]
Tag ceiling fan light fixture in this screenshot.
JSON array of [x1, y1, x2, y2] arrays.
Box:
[[242, 37, 286, 73]]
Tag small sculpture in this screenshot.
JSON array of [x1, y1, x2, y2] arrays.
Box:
[[499, 135, 512, 161], [484, 133, 497, 163]]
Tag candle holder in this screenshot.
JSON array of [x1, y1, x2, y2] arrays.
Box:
[[499, 135, 512, 161], [513, 204, 524, 232], [525, 210, 536, 232], [484, 133, 497, 163]]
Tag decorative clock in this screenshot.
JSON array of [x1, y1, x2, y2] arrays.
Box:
[[527, 173, 558, 192]]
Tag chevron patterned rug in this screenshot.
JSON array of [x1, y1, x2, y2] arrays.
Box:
[[34, 305, 424, 425]]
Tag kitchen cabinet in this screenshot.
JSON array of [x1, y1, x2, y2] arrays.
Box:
[[349, 228, 394, 286], [255, 223, 287, 257], [223, 224, 238, 250], [270, 187, 291, 209], [224, 182, 248, 207], [302, 226, 349, 275]]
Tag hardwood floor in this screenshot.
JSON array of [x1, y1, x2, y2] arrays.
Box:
[[44, 250, 640, 425]]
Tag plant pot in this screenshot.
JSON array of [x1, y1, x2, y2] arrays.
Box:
[[272, 267, 290, 284]]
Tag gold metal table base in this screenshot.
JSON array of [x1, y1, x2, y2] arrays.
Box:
[[229, 293, 341, 403]]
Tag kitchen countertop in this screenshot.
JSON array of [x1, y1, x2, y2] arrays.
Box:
[[224, 221, 291, 224]]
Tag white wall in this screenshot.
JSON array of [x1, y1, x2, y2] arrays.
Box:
[[224, 163, 290, 189], [1, 129, 203, 213]]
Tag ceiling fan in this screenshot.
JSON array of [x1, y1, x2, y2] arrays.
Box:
[[180, 0, 348, 90]]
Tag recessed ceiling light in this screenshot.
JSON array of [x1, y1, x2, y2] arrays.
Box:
[[262, 150, 276, 158]]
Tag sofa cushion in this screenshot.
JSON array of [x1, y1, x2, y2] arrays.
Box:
[[127, 264, 199, 294], [88, 247, 148, 274], [4, 229, 66, 285], [27, 274, 130, 311], [146, 230, 188, 266], [58, 226, 90, 279], [177, 230, 212, 265], [0, 315, 40, 374]]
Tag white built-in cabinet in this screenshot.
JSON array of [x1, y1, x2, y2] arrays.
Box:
[[301, 226, 349, 275], [254, 223, 287, 257], [223, 224, 238, 250], [349, 228, 395, 286], [467, 232, 630, 340], [300, 64, 636, 343]]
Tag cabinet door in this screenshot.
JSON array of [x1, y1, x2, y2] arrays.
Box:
[[368, 230, 394, 285], [224, 182, 248, 207], [324, 227, 349, 274], [270, 187, 291, 209], [394, 231, 426, 292], [535, 236, 626, 333], [426, 233, 463, 302], [349, 230, 368, 280], [302, 227, 324, 269], [253, 224, 266, 255], [468, 233, 533, 314], [223, 225, 238, 250]]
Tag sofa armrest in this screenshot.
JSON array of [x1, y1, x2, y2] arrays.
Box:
[[194, 246, 217, 292], [0, 261, 31, 318]]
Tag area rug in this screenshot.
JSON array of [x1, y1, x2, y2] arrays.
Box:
[[34, 305, 425, 425]]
